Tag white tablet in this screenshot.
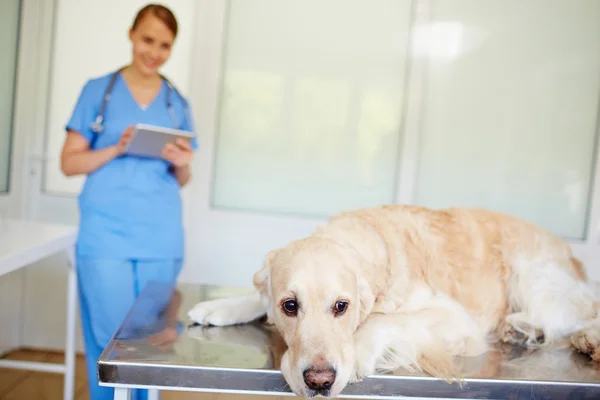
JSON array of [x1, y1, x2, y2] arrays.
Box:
[[125, 123, 194, 158]]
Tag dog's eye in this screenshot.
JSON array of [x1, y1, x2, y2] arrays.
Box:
[[282, 300, 298, 316], [334, 301, 348, 316]]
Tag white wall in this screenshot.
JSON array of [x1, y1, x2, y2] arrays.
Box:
[[0, 269, 23, 356]]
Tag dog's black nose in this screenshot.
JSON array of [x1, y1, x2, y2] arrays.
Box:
[[303, 367, 336, 391]]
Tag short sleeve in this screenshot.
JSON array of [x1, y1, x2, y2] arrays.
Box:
[[65, 81, 96, 143], [180, 97, 198, 151]]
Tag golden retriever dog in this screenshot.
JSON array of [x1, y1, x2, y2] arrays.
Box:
[[188, 205, 600, 398]]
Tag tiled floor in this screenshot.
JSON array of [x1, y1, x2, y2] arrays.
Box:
[[0, 349, 289, 400]]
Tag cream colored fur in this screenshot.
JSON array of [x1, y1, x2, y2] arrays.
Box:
[[188, 205, 600, 398]]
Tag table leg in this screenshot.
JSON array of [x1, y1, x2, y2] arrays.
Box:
[[148, 389, 161, 400], [114, 387, 131, 400], [63, 247, 77, 400]]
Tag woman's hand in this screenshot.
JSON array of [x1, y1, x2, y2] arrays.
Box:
[[162, 138, 193, 168], [162, 138, 193, 187], [60, 128, 128, 177], [114, 126, 135, 156]]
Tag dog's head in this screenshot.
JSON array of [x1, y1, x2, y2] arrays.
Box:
[[253, 236, 375, 397]]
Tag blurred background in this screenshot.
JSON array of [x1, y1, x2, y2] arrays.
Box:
[[0, 0, 599, 398]]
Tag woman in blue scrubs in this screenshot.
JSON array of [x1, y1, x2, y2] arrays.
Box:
[[59, 4, 195, 400]]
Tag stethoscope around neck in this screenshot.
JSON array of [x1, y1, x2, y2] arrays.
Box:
[[90, 66, 190, 134]]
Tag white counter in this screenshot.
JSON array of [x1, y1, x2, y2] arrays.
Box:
[[0, 218, 78, 400]]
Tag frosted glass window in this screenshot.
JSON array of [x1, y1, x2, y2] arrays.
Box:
[[0, 0, 21, 193], [414, 0, 600, 240], [211, 0, 412, 217]]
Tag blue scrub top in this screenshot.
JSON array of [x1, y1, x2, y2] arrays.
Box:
[[66, 71, 198, 260]]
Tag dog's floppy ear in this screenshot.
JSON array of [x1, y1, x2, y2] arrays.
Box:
[[253, 249, 279, 324], [253, 249, 278, 295], [357, 271, 375, 324]]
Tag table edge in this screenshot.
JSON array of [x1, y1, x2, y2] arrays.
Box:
[[97, 360, 600, 398], [0, 230, 77, 276]]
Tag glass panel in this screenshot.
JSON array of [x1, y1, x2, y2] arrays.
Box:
[[211, 0, 413, 217], [414, 0, 600, 240], [0, 0, 21, 193]]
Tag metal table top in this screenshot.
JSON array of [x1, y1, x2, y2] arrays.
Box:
[[98, 281, 600, 399]]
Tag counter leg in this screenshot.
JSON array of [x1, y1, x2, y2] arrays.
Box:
[[148, 389, 161, 400], [63, 246, 77, 400], [114, 387, 131, 400]]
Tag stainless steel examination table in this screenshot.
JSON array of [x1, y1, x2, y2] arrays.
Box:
[[98, 281, 600, 399]]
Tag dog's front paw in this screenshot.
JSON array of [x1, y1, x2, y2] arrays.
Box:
[[348, 369, 366, 384], [500, 320, 545, 347], [571, 327, 600, 362], [187, 298, 240, 327], [348, 353, 375, 384], [188, 294, 265, 327], [349, 361, 374, 384]]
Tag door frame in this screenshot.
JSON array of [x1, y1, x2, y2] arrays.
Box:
[[0, 0, 25, 218]]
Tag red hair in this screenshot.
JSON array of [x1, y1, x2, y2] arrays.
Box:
[[131, 3, 178, 38]]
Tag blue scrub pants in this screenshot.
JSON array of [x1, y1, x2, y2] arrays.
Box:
[[76, 257, 183, 400]]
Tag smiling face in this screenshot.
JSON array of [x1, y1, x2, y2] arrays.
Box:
[[128, 13, 175, 78], [254, 237, 371, 397]]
